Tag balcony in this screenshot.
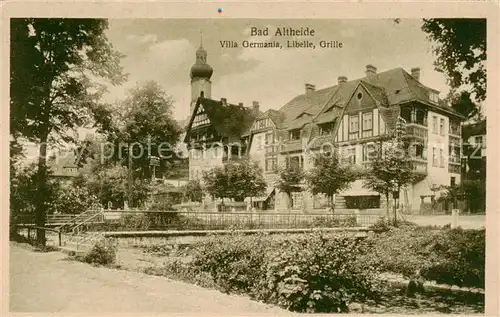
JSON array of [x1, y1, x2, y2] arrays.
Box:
[[411, 158, 428, 173], [449, 135, 461, 147], [222, 154, 249, 163], [403, 123, 427, 140]]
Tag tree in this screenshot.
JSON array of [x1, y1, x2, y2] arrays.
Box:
[[203, 160, 266, 205], [275, 164, 305, 209], [184, 179, 204, 203], [363, 140, 425, 222], [80, 163, 151, 209], [10, 18, 126, 245], [448, 91, 482, 121], [421, 19, 486, 104], [305, 151, 358, 211], [115, 81, 182, 180]]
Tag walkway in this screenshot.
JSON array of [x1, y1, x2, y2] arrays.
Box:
[[9, 243, 292, 314]]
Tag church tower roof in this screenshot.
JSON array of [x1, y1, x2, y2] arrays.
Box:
[[190, 32, 213, 80]]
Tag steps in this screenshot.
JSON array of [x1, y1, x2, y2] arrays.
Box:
[[335, 196, 347, 209]]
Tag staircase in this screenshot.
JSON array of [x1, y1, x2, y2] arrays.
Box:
[[57, 209, 106, 255]]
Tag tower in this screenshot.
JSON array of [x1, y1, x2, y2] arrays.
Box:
[[190, 33, 213, 113]]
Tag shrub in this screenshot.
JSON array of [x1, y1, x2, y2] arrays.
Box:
[[256, 233, 382, 313], [83, 239, 117, 266], [364, 226, 485, 289], [183, 232, 382, 313], [422, 228, 485, 288], [189, 233, 269, 294]]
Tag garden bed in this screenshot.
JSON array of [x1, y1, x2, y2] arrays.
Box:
[[110, 224, 484, 314]]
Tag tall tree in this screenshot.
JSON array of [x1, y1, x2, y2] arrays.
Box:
[[421, 19, 486, 104], [305, 151, 358, 211], [115, 81, 182, 180], [10, 18, 126, 245], [184, 179, 204, 203]]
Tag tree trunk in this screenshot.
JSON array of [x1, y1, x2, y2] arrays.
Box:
[[35, 136, 49, 246], [385, 192, 390, 219]]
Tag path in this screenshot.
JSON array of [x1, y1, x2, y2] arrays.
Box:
[[9, 243, 292, 314]]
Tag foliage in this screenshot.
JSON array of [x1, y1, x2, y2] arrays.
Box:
[[363, 140, 424, 219], [203, 160, 266, 202], [10, 18, 126, 245], [421, 19, 486, 104], [449, 91, 482, 121], [305, 151, 358, 209], [364, 226, 485, 288], [113, 81, 182, 180], [184, 179, 204, 202], [10, 162, 60, 223], [83, 239, 117, 266], [423, 228, 485, 288], [51, 183, 99, 214], [81, 164, 151, 208], [437, 180, 485, 214], [275, 165, 304, 195], [173, 233, 382, 313]]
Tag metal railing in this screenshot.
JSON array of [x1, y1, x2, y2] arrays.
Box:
[[71, 211, 105, 234], [99, 209, 381, 231], [405, 123, 427, 139], [15, 224, 62, 246]]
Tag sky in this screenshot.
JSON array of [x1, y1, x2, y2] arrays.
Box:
[[103, 18, 450, 124]]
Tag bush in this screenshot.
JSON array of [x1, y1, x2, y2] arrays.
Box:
[[83, 239, 117, 266], [422, 228, 485, 288], [119, 212, 187, 230], [181, 232, 382, 313], [256, 233, 382, 313], [364, 226, 485, 288]]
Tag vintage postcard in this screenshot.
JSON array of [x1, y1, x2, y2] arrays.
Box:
[[2, 1, 499, 317]]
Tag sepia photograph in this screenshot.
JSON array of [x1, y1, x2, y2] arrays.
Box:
[[5, 7, 496, 315]]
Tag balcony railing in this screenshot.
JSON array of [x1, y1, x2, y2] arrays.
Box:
[[411, 159, 427, 173], [449, 135, 461, 147], [404, 123, 427, 139], [222, 154, 249, 163]]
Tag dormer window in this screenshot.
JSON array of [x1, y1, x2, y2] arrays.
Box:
[[319, 121, 336, 135], [289, 129, 301, 141], [429, 92, 439, 103]]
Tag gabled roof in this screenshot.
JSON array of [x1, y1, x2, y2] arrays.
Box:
[[185, 97, 259, 141]]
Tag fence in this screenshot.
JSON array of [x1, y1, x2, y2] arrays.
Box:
[[14, 225, 62, 246], [102, 209, 381, 231]]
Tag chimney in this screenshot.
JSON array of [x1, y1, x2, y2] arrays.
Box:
[[252, 101, 260, 113], [200, 91, 204, 98], [365, 64, 377, 78], [337, 76, 348, 84], [305, 83, 316, 95], [411, 67, 421, 82], [221, 97, 227, 106], [238, 102, 244, 107]]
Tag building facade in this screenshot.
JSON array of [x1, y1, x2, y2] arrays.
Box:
[[184, 46, 465, 212]]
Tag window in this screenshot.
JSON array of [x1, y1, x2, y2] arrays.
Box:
[[362, 143, 376, 161], [432, 147, 437, 166], [349, 115, 359, 133], [286, 156, 303, 170], [439, 148, 444, 167], [450, 177, 456, 187], [319, 121, 335, 135], [439, 118, 445, 136], [347, 147, 356, 164], [432, 116, 438, 134], [356, 92, 363, 100], [289, 129, 301, 141], [265, 156, 278, 172], [362, 112, 373, 131], [429, 92, 439, 103]]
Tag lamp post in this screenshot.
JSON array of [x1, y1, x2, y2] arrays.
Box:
[[149, 156, 160, 208]]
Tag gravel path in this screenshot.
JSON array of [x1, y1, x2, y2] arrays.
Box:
[[9, 243, 293, 314]]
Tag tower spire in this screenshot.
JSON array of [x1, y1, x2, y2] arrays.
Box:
[[199, 29, 203, 48]]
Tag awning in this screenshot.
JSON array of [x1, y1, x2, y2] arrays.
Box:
[[248, 188, 275, 202]]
